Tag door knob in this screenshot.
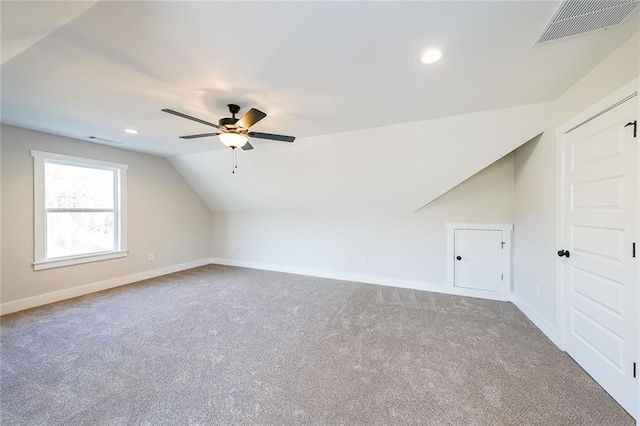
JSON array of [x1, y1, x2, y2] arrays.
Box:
[[456, 256, 462, 261], [557, 250, 570, 258]]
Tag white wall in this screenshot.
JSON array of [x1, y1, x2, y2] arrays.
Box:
[[1, 125, 213, 310], [206, 33, 639, 309], [0, 123, 2, 302], [170, 103, 548, 215], [513, 33, 639, 333], [212, 153, 516, 287]]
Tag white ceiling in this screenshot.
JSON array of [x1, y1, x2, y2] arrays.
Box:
[[170, 102, 549, 213], [0, 1, 98, 64], [1, 1, 637, 157]]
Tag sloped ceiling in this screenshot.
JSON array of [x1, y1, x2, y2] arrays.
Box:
[[2, 2, 636, 215], [170, 102, 549, 213], [1, 1, 637, 156], [1, 1, 98, 64]]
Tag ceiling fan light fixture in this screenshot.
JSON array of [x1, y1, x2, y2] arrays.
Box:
[[218, 132, 248, 149]]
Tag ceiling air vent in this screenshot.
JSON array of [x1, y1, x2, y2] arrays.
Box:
[[535, 0, 639, 45], [87, 136, 124, 145]]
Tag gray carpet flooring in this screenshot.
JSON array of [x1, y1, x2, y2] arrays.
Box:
[[0, 264, 633, 425]]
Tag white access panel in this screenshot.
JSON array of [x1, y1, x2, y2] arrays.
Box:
[[560, 96, 637, 416], [454, 229, 503, 292]]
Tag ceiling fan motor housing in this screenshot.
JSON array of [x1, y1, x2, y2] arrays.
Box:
[[219, 117, 238, 128], [220, 103, 242, 128]]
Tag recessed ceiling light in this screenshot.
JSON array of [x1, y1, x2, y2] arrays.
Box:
[[125, 128, 138, 134], [421, 49, 443, 64]]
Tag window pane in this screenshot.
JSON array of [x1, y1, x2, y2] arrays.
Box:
[[46, 212, 115, 259], [45, 162, 115, 209]]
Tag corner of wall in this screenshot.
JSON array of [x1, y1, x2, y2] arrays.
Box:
[[511, 31, 640, 350], [1, 126, 216, 313]]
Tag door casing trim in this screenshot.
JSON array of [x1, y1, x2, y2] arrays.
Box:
[[555, 77, 639, 418]]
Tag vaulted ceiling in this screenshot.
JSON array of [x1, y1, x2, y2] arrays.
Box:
[[1, 1, 637, 156], [170, 103, 549, 213]]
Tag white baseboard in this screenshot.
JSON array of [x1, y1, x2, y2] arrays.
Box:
[[212, 258, 563, 347], [210, 257, 510, 302], [3, 256, 560, 355], [511, 294, 563, 349], [212, 259, 563, 352], [0, 258, 214, 316]]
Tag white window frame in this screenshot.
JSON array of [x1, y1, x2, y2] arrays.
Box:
[[31, 150, 128, 271]]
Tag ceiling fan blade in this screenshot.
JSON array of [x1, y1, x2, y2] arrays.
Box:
[[162, 109, 223, 130], [179, 132, 220, 139], [241, 142, 254, 151], [235, 108, 266, 130], [248, 132, 295, 143]]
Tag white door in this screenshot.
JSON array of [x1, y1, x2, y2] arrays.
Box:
[[561, 97, 637, 416], [454, 229, 503, 292]]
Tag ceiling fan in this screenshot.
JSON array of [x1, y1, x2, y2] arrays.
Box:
[[162, 104, 295, 151]]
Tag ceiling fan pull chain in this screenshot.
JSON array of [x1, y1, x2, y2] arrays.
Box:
[[231, 148, 235, 174]]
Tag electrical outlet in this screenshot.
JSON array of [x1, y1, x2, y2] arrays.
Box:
[[148, 253, 155, 261], [362, 257, 368, 265], [535, 285, 540, 298]]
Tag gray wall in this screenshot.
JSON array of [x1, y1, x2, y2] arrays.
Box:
[[1, 125, 213, 304], [513, 33, 639, 329]]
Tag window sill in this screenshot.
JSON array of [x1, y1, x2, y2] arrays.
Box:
[[33, 250, 128, 271]]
